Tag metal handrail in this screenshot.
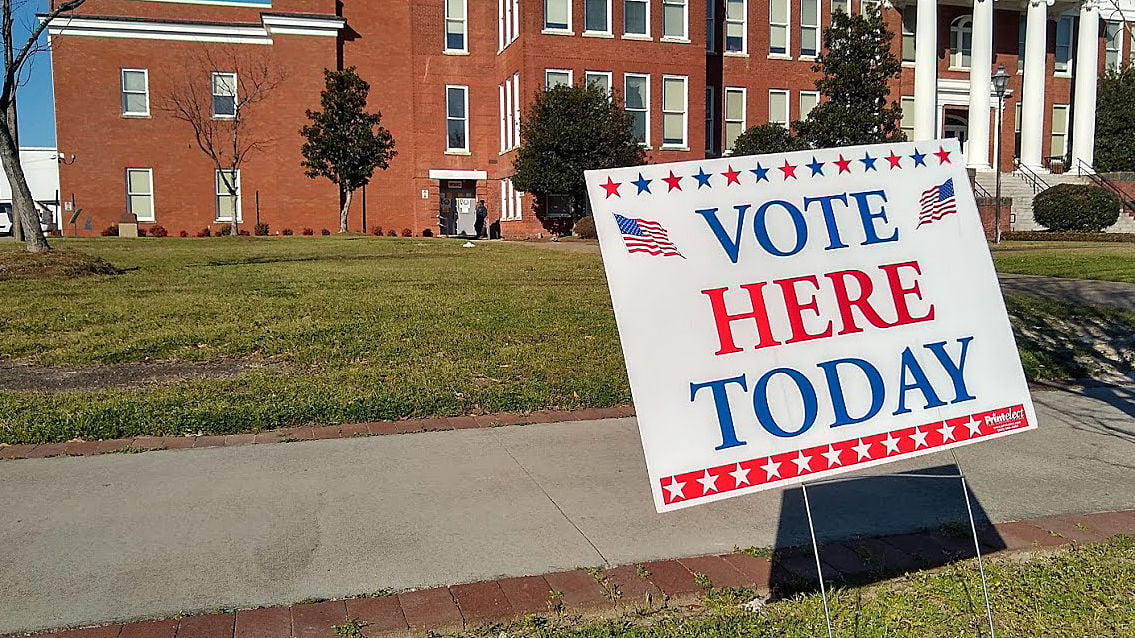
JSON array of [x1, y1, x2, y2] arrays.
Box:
[[973, 180, 992, 198], [1078, 159, 1135, 219], [1012, 158, 1051, 194]]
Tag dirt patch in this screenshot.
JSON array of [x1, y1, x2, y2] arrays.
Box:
[[0, 360, 253, 392], [0, 249, 123, 281]]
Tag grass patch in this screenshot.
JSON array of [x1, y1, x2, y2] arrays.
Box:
[[0, 248, 123, 281], [451, 536, 1135, 638], [992, 241, 1135, 283], [1005, 293, 1135, 382]]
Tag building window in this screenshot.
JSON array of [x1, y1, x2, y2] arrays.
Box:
[[121, 69, 149, 117], [624, 0, 649, 36], [707, 1, 716, 51], [1055, 13, 1074, 74], [800, 0, 819, 57], [625, 73, 650, 144], [1017, 17, 1025, 72], [545, 69, 573, 88], [545, 0, 571, 31], [949, 16, 972, 69], [446, 85, 469, 152], [768, 89, 789, 127], [513, 73, 521, 146], [831, 0, 849, 14], [860, 0, 880, 15], [800, 91, 819, 119], [215, 170, 241, 222], [585, 71, 612, 93], [900, 96, 914, 140], [584, 0, 611, 33], [1050, 104, 1069, 160], [500, 76, 520, 153], [769, 0, 789, 56], [501, 178, 523, 221], [125, 168, 154, 221], [1106, 21, 1123, 72], [662, 75, 687, 147], [211, 72, 237, 119], [445, 0, 467, 52], [1014, 101, 1022, 158], [662, 0, 688, 40], [705, 86, 716, 154], [725, 0, 745, 53], [724, 87, 746, 150], [497, 0, 519, 48], [901, 9, 915, 64]]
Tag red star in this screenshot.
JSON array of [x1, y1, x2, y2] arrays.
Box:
[[722, 165, 741, 185], [935, 146, 952, 164], [662, 170, 683, 191], [779, 160, 798, 179], [834, 154, 852, 174], [885, 151, 903, 169], [600, 177, 621, 198]]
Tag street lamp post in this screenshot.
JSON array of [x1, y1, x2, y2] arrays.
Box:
[[992, 65, 1010, 244]]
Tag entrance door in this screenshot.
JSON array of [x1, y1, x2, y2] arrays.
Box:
[[943, 110, 969, 157], [438, 179, 477, 236], [455, 198, 476, 236]]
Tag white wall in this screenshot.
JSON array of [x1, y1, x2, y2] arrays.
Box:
[[0, 147, 61, 205]]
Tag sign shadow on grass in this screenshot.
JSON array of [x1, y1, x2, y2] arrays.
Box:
[[767, 464, 1006, 599]]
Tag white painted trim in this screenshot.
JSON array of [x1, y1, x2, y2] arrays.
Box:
[[129, 0, 270, 7], [125, 167, 155, 222], [443, 0, 469, 53], [262, 14, 344, 37], [429, 169, 488, 180], [624, 72, 651, 146], [622, 0, 651, 38], [445, 85, 470, 154], [660, 74, 688, 148], [48, 16, 271, 44], [121, 68, 150, 117], [545, 68, 573, 88]]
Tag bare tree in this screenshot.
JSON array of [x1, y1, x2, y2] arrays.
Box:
[[160, 46, 285, 236], [2, 0, 86, 252]]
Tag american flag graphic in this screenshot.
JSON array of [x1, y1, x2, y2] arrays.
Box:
[[917, 178, 958, 227], [615, 214, 683, 257]]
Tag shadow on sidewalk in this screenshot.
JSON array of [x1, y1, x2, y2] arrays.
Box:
[[767, 464, 1006, 598]]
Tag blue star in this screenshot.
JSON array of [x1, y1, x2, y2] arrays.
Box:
[[806, 156, 825, 176], [750, 162, 770, 183], [860, 152, 878, 171], [631, 172, 652, 194], [694, 167, 713, 188], [910, 148, 927, 167]]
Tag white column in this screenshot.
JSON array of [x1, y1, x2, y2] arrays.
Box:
[[1071, 1, 1100, 171], [967, 0, 994, 169], [913, 0, 939, 140], [1020, 0, 1052, 171]]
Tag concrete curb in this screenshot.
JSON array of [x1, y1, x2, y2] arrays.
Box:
[[8, 509, 1133, 638]]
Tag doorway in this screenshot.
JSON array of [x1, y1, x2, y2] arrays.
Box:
[[943, 109, 969, 156], [438, 179, 477, 237]]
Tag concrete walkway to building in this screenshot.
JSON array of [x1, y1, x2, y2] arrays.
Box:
[[2, 387, 1134, 635], [998, 273, 1135, 313]]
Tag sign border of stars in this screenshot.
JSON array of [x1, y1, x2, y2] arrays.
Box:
[[599, 145, 955, 199], [659, 404, 1029, 506]]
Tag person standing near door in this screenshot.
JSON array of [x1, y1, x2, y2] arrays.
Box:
[[475, 199, 488, 239]]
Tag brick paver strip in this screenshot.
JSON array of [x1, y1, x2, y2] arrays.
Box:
[[994, 521, 1069, 550], [815, 542, 873, 579], [310, 426, 343, 440], [398, 588, 463, 633], [0, 444, 32, 459], [337, 423, 370, 438], [223, 434, 256, 447], [233, 607, 291, 638], [131, 436, 167, 450], [451, 581, 515, 625], [290, 600, 346, 638], [676, 555, 751, 590], [541, 569, 610, 611], [175, 612, 234, 638], [191, 435, 227, 449], [345, 596, 408, 636], [496, 575, 553, 616], [119, 619, 177, 638], [632, 560, 701, 598], [719, 553, 773, 592], [446, 416, 480, 430], [878, 532, 956, 568], [57, 626, 122, 638], [157, 437, 197, 450], [1032, 515, 1114, 544], [602, 565, 664, 610], [1079, 510, 1135, 537]]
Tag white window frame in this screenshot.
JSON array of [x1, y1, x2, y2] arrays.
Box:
[[445, 0, 468, 53], [799, 90, 819, 119], [705, 85, 716, 154], [949, 16, 972, 70], [1106, 20, 1124, 72], [724, 0, 746, 54], [624, 72, 651, 146], [900, 96, 915, 140], [512, 72, 521, 147], [499, 82, 507, 153], [623, 0, 651, 39], [505, 75, 514, 150], [211, 71, 237, 120], [1050, 104, 1070, 160], [446, 85, 470, 154], [831, 0, 849, 15], [769, 0, 790, 58], [125, 168, 154, 222], [768, 88, 789, 128], [544, 0, 572, 33], [901, 8, 916, 65], [1054, 12, 1074, 76], [800, 0, 819, 59], [121, 68, 150, 117], [215, 169, 241, 223], [706, 1, 716, 52], [499, 0, 506, 51], [499, 0, 521, 50], [661, 0, 689, 41], [545, 68, 573, 88], [860, 0, 880, 14], [1017, 17, 1026, 73], [584, 70, 613, 93], [661, 74, 688, 148], [583, 0, 613, 35], [724, 86, 746, 151]]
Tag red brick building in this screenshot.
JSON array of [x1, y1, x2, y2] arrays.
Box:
[[48, 0, 1127, 237]]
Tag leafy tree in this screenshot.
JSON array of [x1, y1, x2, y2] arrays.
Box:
[[1094, 66, 1135, 172], [731, 123, 808, 156], [512, 83, 644, 219], [793, 7, 905, 148], [301, 67, 396, 233]]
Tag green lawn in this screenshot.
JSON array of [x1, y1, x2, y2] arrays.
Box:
[[992, 241, 1135, 283], [0, 237, 628, 444], [467, 536, 1135, 638]]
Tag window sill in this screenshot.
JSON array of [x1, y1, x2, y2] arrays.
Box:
[[799, 54, 817, 61], [446, 149, 472, 155], [723, 50, 748, 57], [661, 36, 691, 44], [622, 33, 652, 41], [1054, 71, 1072, 78], [443, 49, 470, 56], [947, 66, 971, 72], [212, 116, 236, 121], [582, 31, 614, 38], [122, 113, 151, 119], [541, 28, 574, 36], [661, 145, 690, 151], [767, 53, 792, 61], [902, 61, 916, 67]]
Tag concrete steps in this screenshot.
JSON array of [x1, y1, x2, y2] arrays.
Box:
[[972, 171, 1135, 232]]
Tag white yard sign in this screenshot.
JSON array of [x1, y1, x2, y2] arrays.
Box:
[[585, 139, 1036, 512]]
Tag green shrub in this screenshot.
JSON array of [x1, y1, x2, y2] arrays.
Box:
[[574, 215, 596, 239], [1033, 184, 1121, 232], [731, 123, 807, 156]]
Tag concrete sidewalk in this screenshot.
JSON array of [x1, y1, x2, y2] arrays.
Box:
[[2, 387, 1134, 634]]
